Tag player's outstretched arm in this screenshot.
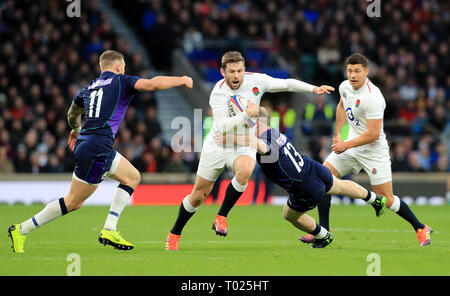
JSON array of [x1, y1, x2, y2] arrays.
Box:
[[263, 75, 335, 94], [313, 85, 335, 94], [134, 76, 193, 91]]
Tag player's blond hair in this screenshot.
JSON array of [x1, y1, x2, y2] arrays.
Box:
[[221, 51, 245, 70], [99, 50, 124, 71]]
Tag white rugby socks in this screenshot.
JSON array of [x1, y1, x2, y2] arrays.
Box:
[[103, 184, 133, 231], [389, 195, 401, 212], [314, 226, 328, 239], [364, 191, 377, 204], [19, 198, 68, 235]]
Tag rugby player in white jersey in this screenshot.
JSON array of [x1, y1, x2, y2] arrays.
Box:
[[300, 53, 432, 246], [166, 51, 334, 250]]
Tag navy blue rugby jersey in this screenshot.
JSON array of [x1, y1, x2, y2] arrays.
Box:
[[256, 128, 314, 192]]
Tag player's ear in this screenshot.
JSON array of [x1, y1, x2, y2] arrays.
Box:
[[220, 67, 225, 77]]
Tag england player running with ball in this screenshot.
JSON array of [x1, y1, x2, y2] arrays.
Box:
[[7, 50, 193, 253], [300, 53, 432, 246], [166, 51, 334, 250]]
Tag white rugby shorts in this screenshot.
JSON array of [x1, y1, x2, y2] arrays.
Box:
[[196, 140, 256, 182], [325, 145, 392, 185]]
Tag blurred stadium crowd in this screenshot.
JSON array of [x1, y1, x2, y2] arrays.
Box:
[[0, 0, 448, 175], [0, 0, 167, 174]]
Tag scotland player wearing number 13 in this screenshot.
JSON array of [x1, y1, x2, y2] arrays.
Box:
[[300, 53, 432, 246], [7, 50, 193, 253], [165, 51, 334, 250], [214, 107, 387, 248]]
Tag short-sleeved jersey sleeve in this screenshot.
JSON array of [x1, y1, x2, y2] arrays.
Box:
[[73, 94, 84, 108], [73, 88, 89, 108], [364, 90, 385, 119]]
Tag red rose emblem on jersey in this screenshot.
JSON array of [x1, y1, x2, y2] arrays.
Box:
[[372, 168, 377, 175], [252, 87, 260, 96]]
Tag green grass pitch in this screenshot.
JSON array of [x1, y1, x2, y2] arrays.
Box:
[[0, 203, 448, 276]]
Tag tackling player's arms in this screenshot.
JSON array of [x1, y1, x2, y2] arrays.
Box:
[[134, 76, 193, 91], [215, 133, 268, 155], [67, 101, 85, 131]]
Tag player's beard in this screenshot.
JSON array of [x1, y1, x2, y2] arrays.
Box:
[[226, 77, 243, 90]]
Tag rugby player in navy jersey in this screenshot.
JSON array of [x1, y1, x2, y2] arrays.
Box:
[[215, 108, 386, 248], [7, 50, 193, 253]]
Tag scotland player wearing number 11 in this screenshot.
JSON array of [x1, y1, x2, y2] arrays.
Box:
[[7, 50, 193, 253]]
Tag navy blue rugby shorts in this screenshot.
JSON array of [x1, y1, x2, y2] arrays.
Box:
[[73, 138, 121, 185], [287, 159, 333, 212]]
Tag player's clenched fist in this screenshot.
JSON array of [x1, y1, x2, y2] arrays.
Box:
[[182, 76, 193, 89], [67, 130, 79, 152]]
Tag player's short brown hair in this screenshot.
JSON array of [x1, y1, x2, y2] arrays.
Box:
[[221, 51, 245, 70], [99, 50, 124, 70], [345, 53, 369, 68]]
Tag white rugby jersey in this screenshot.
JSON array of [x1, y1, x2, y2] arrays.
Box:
[[207, 72, 315, 142], [339, 78, 388, 149]]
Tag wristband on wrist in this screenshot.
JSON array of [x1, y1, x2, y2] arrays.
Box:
[[72, 127, 81, 133]]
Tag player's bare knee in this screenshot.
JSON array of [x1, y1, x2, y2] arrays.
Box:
[[64, 197, 83, 212], [282, 205, 296, 222], [331, 179, 345, 195], [122, 170, 141, 189], [282, 209, 290, 221], [235, 167, 252, 184], [324, 162, 341, 178], [132, 171, 141, 188], [190, 189, 208, 207]]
